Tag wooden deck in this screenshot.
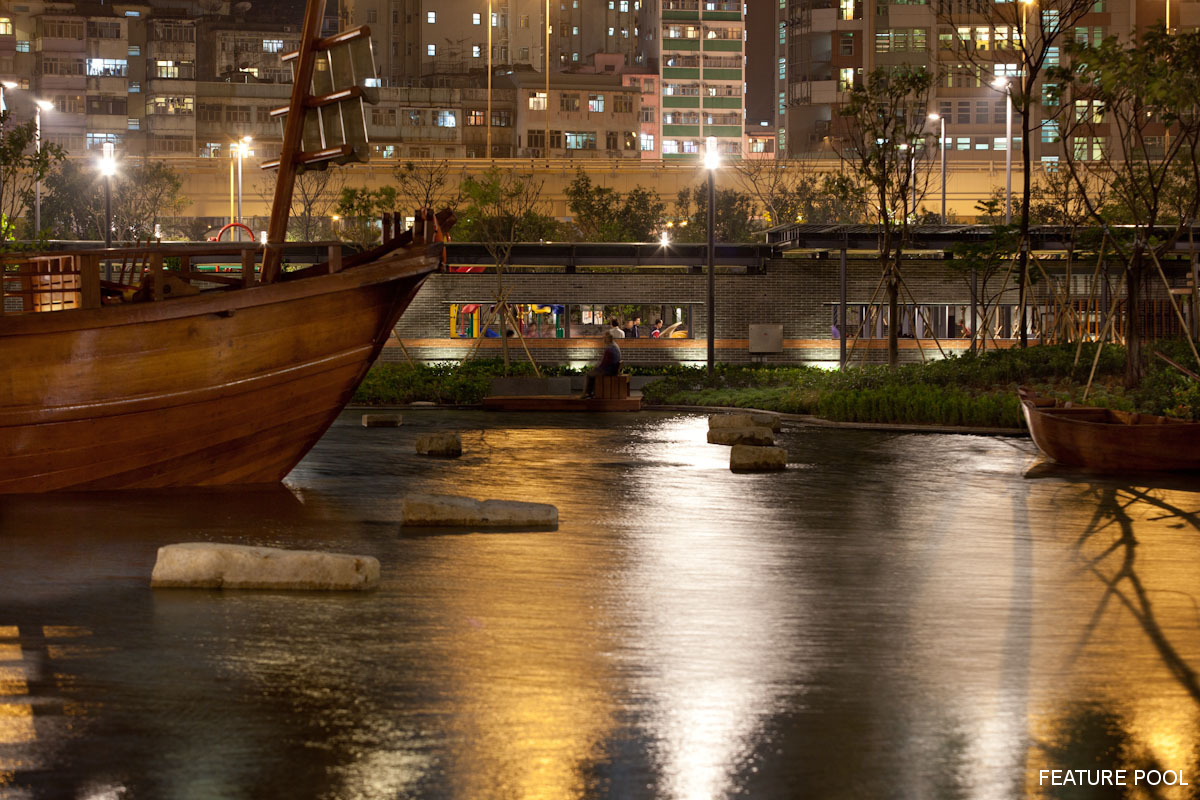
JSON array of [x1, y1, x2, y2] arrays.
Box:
[[481, 394, 642, 412]]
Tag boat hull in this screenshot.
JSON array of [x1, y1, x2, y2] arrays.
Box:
[[1020, 400, 1200, 472], [0, 254, 433, 493]]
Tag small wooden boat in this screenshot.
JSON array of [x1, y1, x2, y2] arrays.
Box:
[[0, 4, 448, 493], [1018, 387, 1200, 472]]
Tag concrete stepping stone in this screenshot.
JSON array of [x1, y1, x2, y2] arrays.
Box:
[[401, 493, 558, 528], [150, 543, 380, 590], [707, 425, 775, 446], [362, 413, 403, 427], [414, 431, 463, 457], [709, 412, 781, 432], [729, 444, 788, 472]]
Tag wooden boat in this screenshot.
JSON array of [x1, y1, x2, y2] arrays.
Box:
[[0, 4, 447, 493], [1018, 387, 1200, 472]]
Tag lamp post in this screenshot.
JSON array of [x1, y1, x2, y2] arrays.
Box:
[[99, 142, 115, 248], [929, 112, 946, 223], [704, 136, 719, 374], [993, 76, 1013, 225], [236, 136, 251, 229], [33, 98, 52, 235]]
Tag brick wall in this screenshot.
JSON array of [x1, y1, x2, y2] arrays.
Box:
[[387, 254, 1164, 367]]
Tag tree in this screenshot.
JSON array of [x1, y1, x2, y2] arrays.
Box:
[[729, 160, 865, 227], [259, 167, 346, 241], [564, 170, 665, 241], [836, 66, 936, 367], [457, 168, 560, 370], [1050, 28, 1200, 384], [335, 186, 397, 249], [937, 0, 1101, 347], [42, 158, 188, 242], [393, 160, 461, 230], [0, 113, 65, 243], [670, 184, 758, 243]]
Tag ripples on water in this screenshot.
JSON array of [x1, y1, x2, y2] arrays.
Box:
[[3, 411, 1200, 799]]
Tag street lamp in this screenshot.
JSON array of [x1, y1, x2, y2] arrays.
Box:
[[704, 136, 719, 374], [992, 75, 1013, 225], [99, 141, 116, 248], [236, 136, 252, 229], [33, 98, 52, 235], [929, 112, 946, 224]]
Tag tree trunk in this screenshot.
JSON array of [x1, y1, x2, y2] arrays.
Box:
[[497, 262, 510, 373], [1125, 256, 1143, 387], [887, 266, 900, 368]]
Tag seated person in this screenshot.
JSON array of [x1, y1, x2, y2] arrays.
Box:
[[584, 332, 622, 398], [608, 318, 625, 338]]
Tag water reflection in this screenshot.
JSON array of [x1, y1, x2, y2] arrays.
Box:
[[4, 413, 1200, 797]]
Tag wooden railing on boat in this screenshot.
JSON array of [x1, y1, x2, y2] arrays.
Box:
[[0, 209, 452, 316], [0, 242, 338, 315]]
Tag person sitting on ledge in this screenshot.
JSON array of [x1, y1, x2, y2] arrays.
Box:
[[583, 332, 622, 399]]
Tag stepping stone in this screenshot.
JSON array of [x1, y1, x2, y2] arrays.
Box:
[[709, 412, 781, 432], [401, 493, 558, 528], [150, 543, 380, 590], [362, 413, 403, 427], [415, 431, 462, 457], [729, 444, 788, 472], [707, 425, 775, 446]]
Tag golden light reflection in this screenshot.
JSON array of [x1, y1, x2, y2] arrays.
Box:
[[1020, 476, 1200, 799], [42, 626, 90, 639], [0, 666, 27, 696], [0, 627, 17, 638], [0, 703, 35, 744], [623, 415, 798, 800], [0, 644, 21, 662]]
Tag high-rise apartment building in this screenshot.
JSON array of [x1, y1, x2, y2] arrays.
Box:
[[638, 0, 746, 159], [774, 0, 1177, 163]]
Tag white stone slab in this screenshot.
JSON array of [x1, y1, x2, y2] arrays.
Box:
[[401, 493, 558, 528], [150, 543, 380, 590], [730, 444, 788, 472]]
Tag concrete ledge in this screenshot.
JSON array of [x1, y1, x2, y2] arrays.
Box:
[[362, 413, 403, 427], [401, 493, 559, 528], [730, 444, 788, 472], [150, 543, 380, 590], [710, 412, 781, 432]]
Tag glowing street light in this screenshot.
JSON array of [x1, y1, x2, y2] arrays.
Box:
[[705, 136, 719, 374], [33, 98, 52, 234], [992, 76, 1013, 225], [929, 112, 946, 224], [99, 141, 116, 248], [236, 135, 252, 229]]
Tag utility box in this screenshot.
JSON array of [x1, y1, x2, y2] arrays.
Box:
[[748, 324, 783, 354]]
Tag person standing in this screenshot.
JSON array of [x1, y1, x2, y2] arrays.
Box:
[[608, 318, 625, 339], [626, 316, 641, 338], [649, 318, 664, 338]]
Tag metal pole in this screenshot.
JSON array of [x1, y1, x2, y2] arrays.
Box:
[[486, 0, 492, 158], [839, 242, 848, 369], [940, 116, 947, 224], [707, 166, 715, 374], [970, 268, 978, 352], [34, 107, 41, 234], [236, 146, 244, 225], [104, 176, 112, 249], [545, 0, 550, 160], [1004, 88, 1013, 225]]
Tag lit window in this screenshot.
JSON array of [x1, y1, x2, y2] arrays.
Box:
[[263, 39, 283, 53], [588, 93, 604, 112], [128, 45, 140, 56], [127, 117, 139, 129], [473, 45, 481, 57], [640, 132, 655, 151], [473, 12, 481, 24], [436, 110, 456, 127], [0, 18, 11, 35], [427, 11, 436, 22], [427, 43, 436, 56], [528, 91, 547, 110]]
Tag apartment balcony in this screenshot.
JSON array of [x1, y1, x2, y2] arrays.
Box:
[[146, 114, 197, 135], [35, 36, 85, 53], [809, 80, 841, 104]]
